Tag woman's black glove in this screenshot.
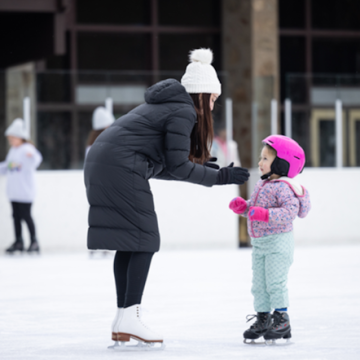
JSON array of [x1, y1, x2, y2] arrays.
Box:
[[204, 157, 220, 170], [215, 165, 250, 185]]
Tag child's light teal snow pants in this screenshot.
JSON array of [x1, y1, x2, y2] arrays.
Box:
[[251, 231, 294, 312]]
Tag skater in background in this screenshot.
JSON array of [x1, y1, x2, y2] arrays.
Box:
[[84, 48, 250, 349], [85, 106, 115, 158], [229, 135, 311, 343], [211, 124, 241, 168], [85, 106, 114, 257], [0, 118, 42, 253]]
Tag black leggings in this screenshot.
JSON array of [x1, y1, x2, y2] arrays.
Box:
[[114, 251, 154, 308], [11, 202, 36, 239]]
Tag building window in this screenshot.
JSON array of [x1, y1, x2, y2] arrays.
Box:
[[37, 112, 72, 170], [280, 36, 306, 102], [312, 38, 360, 75], [158, 0, 220, 27], [77, 33, 151, 71], [311, 0, 360, 30], [77, 0, 150, 25], [159, 34, 220, 71], [279, 0, 305, 29]]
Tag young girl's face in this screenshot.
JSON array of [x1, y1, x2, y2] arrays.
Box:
[[7, 136, 23, 147], [258, 146, 276, 176]]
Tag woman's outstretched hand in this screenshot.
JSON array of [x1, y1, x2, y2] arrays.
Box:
[[229, 197, 247, 214], [215, 166, 250, 185], [204, 157, 220, 170]]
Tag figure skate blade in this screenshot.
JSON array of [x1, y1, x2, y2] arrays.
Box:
[[108, 340, 165, 351]]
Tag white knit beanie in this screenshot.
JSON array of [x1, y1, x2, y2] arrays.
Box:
[[92, 106, 115, 130], [5, 118, 29, 140], [181, 48, 221, 95]]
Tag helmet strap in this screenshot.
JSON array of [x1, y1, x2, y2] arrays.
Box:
[[261, 171, 273, 180]]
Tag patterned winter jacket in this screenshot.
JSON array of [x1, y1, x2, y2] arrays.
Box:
[[242, 177, 311, 238]]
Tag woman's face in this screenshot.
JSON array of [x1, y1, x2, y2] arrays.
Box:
[[209, 93, 219, 111], [7, 136, 23, 147], [258, 146, 276, 176]]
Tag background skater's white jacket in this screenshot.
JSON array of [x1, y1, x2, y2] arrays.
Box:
[[0, 143, 42, 203], [211, 138, 241, 168]]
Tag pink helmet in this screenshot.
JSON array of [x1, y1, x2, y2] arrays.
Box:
[[262, 135, 305, 179]]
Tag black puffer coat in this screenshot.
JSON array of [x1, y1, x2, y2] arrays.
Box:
[[84, 79, 218, 252]]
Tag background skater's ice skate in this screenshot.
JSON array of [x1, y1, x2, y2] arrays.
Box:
[[89, 250, 111, 258], [263, 311, 291, 345], [243, 312, 271, 345], [5, 238, 24, 254], [27, 238, 40, 254], [108, 304, 165, 351]]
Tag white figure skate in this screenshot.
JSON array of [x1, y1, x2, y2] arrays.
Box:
[[108, 304, 165, 351], [111, 308, 123, 341]]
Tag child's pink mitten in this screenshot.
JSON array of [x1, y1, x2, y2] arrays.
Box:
[[248, 206, 269, 223], [229, 197, 247, 214]]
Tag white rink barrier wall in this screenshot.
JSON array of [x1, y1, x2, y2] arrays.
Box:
[[248, 167, 360, 245], [1, 168, 359, 252], [0, 171, 239, 252]]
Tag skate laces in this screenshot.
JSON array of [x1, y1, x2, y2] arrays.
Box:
[[136, 307, 151, 330], [271, 311, 283, 328], [246, 313, 268, 329]]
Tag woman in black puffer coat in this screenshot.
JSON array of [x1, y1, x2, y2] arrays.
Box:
[[84, 49, 250, 347]]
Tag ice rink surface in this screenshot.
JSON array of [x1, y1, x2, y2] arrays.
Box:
[[1, 244, 360, 360]]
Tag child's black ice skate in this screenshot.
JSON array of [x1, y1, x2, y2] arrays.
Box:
[[5, 238, 24, 254], [243, 312, 272, 345], [263, 311, 291, 345]]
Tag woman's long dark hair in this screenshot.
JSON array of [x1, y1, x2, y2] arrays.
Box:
[[87, 129, 105, 147], [189, 93, 214, 164]]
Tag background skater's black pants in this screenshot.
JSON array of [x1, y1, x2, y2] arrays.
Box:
[[114, 251, 154, 308], [11, 202, 36, 239]]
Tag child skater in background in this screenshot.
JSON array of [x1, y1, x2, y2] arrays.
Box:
[[85, 106, 115, 158], [229, 135, 311, 344], [0, 118, 42, 254]]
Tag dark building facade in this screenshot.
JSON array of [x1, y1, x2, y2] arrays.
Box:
[[1, 0, 359, 174]]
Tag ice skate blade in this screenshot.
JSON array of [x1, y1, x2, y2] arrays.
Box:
[[108, 341, 165, 351], [244, 338, 292, 346], [243, 339, 266, 345], [5, 251, 24, 256], [265, 338, 292, 346]]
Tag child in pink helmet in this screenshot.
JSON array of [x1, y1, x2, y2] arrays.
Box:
[[229, 135, 311, 344]]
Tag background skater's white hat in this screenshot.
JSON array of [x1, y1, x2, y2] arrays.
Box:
[[181, 48, 221, 95], [92, 106, 115, 130], [5, 118, 29, 140]]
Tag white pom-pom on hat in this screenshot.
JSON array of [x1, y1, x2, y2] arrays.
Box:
[[189, 48, 213, 65], [181, 48, 221, 95]]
